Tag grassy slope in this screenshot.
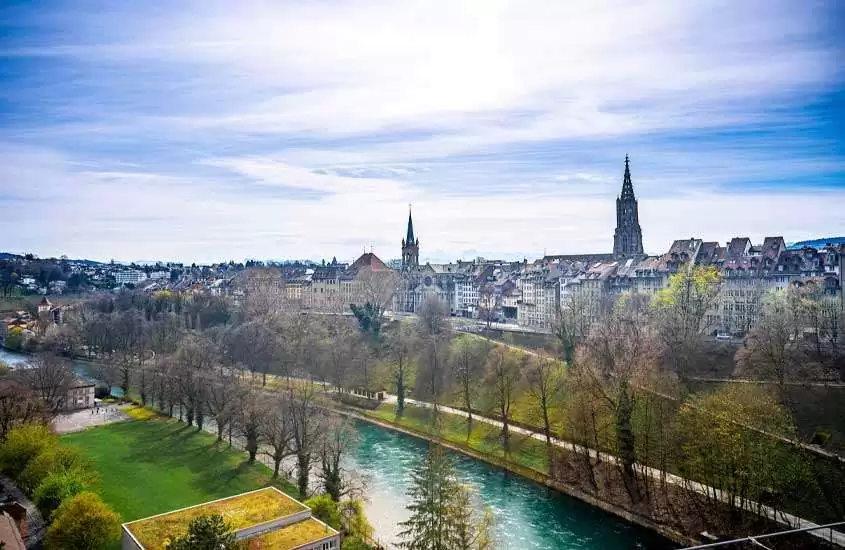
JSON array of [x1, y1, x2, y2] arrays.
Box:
[[365, 402, 550, 474], [61, 416, 297, 529]]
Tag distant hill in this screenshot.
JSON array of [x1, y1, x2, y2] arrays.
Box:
[[787, 237, 845, 250], [0, 252, 103, 265]]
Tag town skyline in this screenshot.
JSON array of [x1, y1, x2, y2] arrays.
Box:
[[2, 1, 844, 264]]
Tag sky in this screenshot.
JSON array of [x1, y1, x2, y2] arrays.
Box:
[[1, 0, 844, 264]]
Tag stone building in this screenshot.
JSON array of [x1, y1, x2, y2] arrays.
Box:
[[612, 155, 644, 259]]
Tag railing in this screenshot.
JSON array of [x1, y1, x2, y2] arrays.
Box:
[[683, 521, 845, 549]]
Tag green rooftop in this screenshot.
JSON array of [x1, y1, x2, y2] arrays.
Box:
[[124, 487, 307, 550], [245, 517, 339, 549]]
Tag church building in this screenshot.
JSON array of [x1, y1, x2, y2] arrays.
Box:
[[612, 155, 644, 259]]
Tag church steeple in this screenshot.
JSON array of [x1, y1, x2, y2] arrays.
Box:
[[613, 155, 644, 259], [401, 205, 419, 270], [406, 205, 415, 244]]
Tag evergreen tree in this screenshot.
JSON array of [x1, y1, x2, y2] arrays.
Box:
[[399, 444, 495, 550]]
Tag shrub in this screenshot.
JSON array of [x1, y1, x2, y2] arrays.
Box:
[[304, 495, 372, 541], [94, 386, 110, 399], [165, 513, 239, 550], [33, 470, 91, 518], [19, 445, 94, 494], [44, 492, 121, 550], [126, 407, 157, 421], [0, 423, 56, 477], [305, 494, 342, 530]]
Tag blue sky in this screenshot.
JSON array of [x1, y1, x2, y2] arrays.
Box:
[[1, 0, 843, 264]]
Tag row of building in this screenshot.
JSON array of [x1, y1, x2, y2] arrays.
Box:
[[260, 156, 843, 337]]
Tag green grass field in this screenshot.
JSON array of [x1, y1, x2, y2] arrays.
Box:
[[61, 414, 297, 547]]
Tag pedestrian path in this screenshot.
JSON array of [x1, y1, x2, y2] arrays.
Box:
[[389, 395, 845, 547], [52, 404, 130, 434]]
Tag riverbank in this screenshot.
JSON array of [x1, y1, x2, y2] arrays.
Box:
[[328, 400, 692, 547], [327, 397, 842, 549]]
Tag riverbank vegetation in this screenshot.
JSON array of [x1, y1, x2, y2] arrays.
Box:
[[2, 265, 843, 547]]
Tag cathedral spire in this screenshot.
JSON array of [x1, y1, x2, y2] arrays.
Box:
[[620, 154, 635, 200], [406, 204, 415, 244], [613, 155, 644, 259]]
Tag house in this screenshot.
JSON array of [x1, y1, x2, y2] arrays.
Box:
[[37, 296, 53, 314], [63, 378, 96, 410], [122, 487, 339, 550], [0, 503, 26, 550]]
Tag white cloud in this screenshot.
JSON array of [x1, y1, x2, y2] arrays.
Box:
[[1, 1, 842, 262]]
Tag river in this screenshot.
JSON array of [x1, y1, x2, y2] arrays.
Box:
[[350, 420, 673, 549], [1, 347, 673, 548]]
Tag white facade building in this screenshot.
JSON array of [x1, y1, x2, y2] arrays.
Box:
[[115, 270, 148, 285]]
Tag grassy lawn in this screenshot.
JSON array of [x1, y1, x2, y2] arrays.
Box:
[[61, 413, 297, 547], [365, 402, 551, 475]]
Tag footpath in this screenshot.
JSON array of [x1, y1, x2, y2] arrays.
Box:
[[378, 393, 845, 548]]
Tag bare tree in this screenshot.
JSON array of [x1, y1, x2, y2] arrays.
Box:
[[226, 319, 282, 386], [576, 296, 658, 503], [553, 291, 601, 364], [416, 296, 451, 413], [477, 283, 498, 334], [449, 335, 486, 426], [386, 321, 416, 415], [172, 334, 217, 428], [317, 415, 361, 501], [261, 394, 295, 478], [357, 268, 399, 317], [206, 369, 241, 442], [287, 380, 322, 499], [736, 291, 796, 386], [486, 346, 521, 450], [526, 356, 564, 447], [234, 387, 264, 464], [21, 354, 76, 415], [0, 377, 47, 439]]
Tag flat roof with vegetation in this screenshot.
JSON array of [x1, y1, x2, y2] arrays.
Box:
[[124, 487, 308, 550], [245, 517, 339, 549]]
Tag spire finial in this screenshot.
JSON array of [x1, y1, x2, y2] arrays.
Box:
[[620, 155, 635, 200]]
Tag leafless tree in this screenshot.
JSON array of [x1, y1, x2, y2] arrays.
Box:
[[576, 296, 659, 503], [21, 354, 76, 415], [526, 356, 564, 447], [736, 291, 796, 386], [261, 394, 295, 478], [386, 321, 416, 415], [449, 335, 486, 426], [416, 296, 451, 413], [226, 319, 282, 386], [477, 283, 498, 334], [206, 368, 241, 442], [486, 346, 522, 450], [172, 334, 217, 429], [234, 387, 264, 464], [553, 291, 602, 363], [287, 380, 323, 499], [316, 415, 362, 501], [0, 377, 47, 439], [357, 268, 400, 316]]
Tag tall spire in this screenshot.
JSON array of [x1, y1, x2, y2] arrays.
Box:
[[406, 204, 415, 244], [620, 154, 635, 200]]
